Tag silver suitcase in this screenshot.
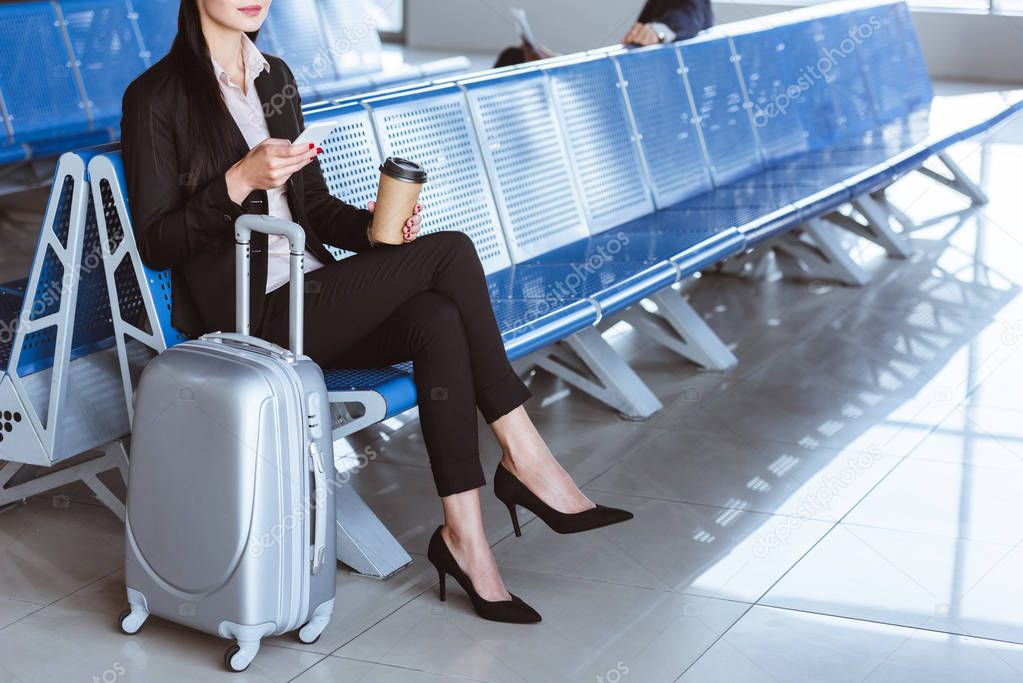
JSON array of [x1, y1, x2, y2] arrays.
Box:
[[118, 215, 336, 672]]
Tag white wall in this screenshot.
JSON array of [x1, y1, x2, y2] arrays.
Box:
[[406, 0, 1023, 84]]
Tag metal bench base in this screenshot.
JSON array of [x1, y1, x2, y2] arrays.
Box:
[[524, 327, 663, 421], [917, 151, 989, 206], [335, 479, 414, 580], [0, 439, 127, 519], [773, 218, 873, 287], [619, 287, 738, 371]]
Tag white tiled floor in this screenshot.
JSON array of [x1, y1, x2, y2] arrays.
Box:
[[1, 92, 1022, 681]]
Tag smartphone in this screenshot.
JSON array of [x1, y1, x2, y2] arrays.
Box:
[[294, 119, 340, 148]]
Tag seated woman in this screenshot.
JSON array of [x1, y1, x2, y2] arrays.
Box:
[[120, 0, 633, 625]]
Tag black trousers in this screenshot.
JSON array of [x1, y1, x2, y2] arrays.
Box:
[[258, 231, 532, 496]]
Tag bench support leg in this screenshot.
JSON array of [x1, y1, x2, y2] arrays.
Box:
[[334, 479, 413, 580], [531, 327, 662, 421], [917, 152, 989, 206], [870, 188, 917, 233], [0, 439, 128, 520], [772, 218, 872, 287], [827, 197, 913, 259], [620, 289, 737, 371]]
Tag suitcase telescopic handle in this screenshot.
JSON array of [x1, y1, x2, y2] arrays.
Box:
[[235, 215, 306, 357]]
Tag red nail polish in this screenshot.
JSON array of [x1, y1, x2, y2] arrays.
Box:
[[308, 143, 314, 149], [316, 147, 323, 154]]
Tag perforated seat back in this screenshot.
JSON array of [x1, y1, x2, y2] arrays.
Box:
[[614, 46, 712, 208], [0, 2, 87, 141], [463, 70, 590, 262], [809, 13, 877, 137], [261, 0, 338, 85], [846, 3, 909, 123], [366, 85, 512, 274], [544, 56, 653, 232], [307, 104, 382, 258], [318, 0, 383, 77], [770, 18, 846, 149], [129, 0, 177, 63], [62, 0, 149, 125], [891, 2, 932, 111], [679, 36, 763, 185], [730, 27, 811, 163]]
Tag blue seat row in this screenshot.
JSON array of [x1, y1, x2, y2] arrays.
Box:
[[0, 0, 469, 167], [3, 0, 1022, 488], [80, 0, 1021, 426]]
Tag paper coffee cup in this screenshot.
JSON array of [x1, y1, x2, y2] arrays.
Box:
[[371, 157, 427, 245]]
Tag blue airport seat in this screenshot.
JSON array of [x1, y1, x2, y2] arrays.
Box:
[[0, 2, 89, 142], [462, 69, 591, 262], [62, 0, 150, 126], [678, 34, 765, 186], [324, 365, 416, 420], [129, 0, 177, 63], [317, 0, 384, 77], [544, 56, 655, 231], [891, 1, 932, 110], [363, 84, 514, 274], [845, 3, 911, 122], [612, 45, 713, 208], [0, 143, 30, 165], [260, 0, 340, 84], [808, 11, 878, 136], [729, 27, 811, 164]]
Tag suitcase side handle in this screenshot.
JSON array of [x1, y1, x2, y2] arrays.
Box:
[[235, 215, 306, 357], [309, 441, 328, 575]]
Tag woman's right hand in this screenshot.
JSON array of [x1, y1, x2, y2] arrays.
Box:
[[225, 139, 321, 205]]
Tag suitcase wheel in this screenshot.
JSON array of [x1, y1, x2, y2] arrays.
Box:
[[297, 623, 322, 645], [118, 608, 147, 635], [224, 643, 257, 673]]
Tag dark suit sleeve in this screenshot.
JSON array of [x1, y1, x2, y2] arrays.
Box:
[[120, 80, 243, 270], [638, 0, 713, 40], [281, 62, 374, 253]]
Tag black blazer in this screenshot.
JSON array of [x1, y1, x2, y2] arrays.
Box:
[[120, 52, 373, 339], [637, 0, 714, 40]]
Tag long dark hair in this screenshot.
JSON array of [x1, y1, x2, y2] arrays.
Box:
[[167, 0, 260, 194]]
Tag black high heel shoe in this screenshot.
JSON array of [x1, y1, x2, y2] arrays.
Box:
[[494, 462, 634, 536], [426, 526, 541, 624]]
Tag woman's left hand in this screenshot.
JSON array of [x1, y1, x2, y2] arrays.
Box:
[[366, 202, 424, 243]]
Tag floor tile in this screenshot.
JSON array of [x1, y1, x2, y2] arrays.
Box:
[[493, 491, 832, 603], [679, 605, 1023, 683], [909, 404, 1023, 471], [297, 656, 485, 682], [0, 497, 123, 605], [589, 426, 902, 522], [338, 569, 747, 683], [686, 372, 946, 456], [0, 597, 40, 630], [844, 457, 1023, 545], [762, 524, 1023, 645]]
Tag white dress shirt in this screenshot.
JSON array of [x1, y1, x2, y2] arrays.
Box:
[[212, 35, 325, 293]]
